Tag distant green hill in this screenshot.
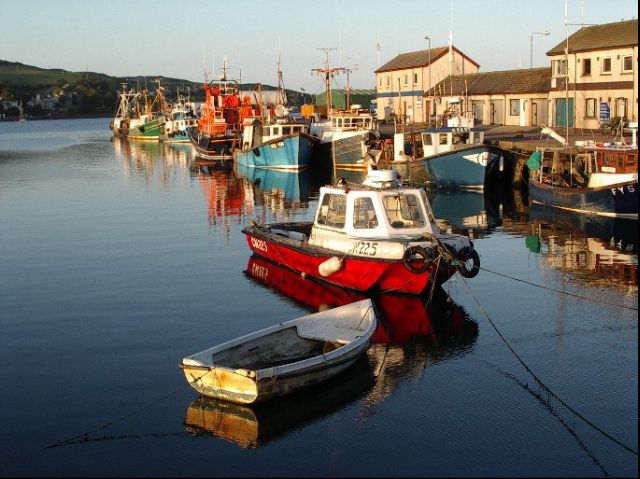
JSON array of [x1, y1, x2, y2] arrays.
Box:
[[0, 60, 312, 116]]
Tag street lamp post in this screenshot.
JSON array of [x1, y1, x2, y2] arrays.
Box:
[[425, 35, 431, 125], [530, 29, 550, 68]]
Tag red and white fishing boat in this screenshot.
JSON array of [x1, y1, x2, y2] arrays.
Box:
[[242, 169, 480, 295]]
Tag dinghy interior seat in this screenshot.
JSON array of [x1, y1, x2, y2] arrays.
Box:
[[296, 323, 363, 345]]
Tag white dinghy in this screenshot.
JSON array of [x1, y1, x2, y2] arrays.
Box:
[[180, 299, 377, 404]]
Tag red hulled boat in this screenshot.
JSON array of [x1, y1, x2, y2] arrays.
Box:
[[242, 169, 481, 295]]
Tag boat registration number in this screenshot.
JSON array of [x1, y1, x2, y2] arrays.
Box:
[[348, 241, 378, 256], [250, 237, 269, 253], [610, 185, 635, 195]]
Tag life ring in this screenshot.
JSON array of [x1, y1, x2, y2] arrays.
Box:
[[457, 247, 480, 278], [402, 245, 433, 274]]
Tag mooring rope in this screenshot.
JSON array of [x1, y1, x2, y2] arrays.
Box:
[[479, 359, 610, 477], [44, 371, 210, 450], [479, 265, 638, 311], [459, 275, 638, 457]]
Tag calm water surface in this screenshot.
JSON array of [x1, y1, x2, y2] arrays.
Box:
[[0, 119, 637, 477]]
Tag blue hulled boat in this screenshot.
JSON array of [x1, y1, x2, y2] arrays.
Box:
[[381, 127, 514, 190], [234, 120, 317, 170], [528, 129, 638, 220]]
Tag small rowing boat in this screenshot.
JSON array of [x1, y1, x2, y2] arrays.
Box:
[[180, 299, 377, 404]]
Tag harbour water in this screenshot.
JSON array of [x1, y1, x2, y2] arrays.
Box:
[[0, 118, 637, 477]]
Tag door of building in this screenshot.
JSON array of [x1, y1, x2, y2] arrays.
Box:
[[490, 100, 504, 125], [555, 98, 574, 127]]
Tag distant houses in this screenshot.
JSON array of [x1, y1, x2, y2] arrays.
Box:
[[374, 19, 638, 129]]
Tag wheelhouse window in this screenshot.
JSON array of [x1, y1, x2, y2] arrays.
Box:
[[622, 55, 633, 73], [316, 193, 346, 229], [601, 57, 612, 74], [585, 98, 596, 118], [382, 194, 425, 229], [352, 197, 378, 229]]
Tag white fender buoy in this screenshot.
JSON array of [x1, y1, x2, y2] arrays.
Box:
[[318, 257, 343, 277]]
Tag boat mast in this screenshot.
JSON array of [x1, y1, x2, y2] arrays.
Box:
[[276, 54, 287, 108], [312, 48, 344, 114]]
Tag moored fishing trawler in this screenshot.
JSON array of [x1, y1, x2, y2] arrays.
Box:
[[242, 169, 480, 295], [160, 93, 198, 143], [527, 123, 638, 219], [189, 72, 254, 161], [127, 82, 172, 141], [234, 61, 318, 170], [375, 97, 512, 190], [110, 83, 143, 137]]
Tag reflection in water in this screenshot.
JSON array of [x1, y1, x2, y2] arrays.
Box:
[[429, 188, 516, 239], [234, 163, 333, 224], [184, 356, 376, 448], [192, 163, 254, 239], [526, 204, 637, 290], [182, 255, 479, 449], [113, 136, 194, 170]]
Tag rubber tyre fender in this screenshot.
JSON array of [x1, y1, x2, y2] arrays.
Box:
[[458, 248, 480, 278], [402, 245, 433, 274]]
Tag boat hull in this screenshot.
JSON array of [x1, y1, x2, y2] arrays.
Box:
[[127, 118, 165, 141], [242, 224, 455, 294], [313, 133, 368, 170], [423, 145, 511, 189], [188, 127, 238, 161], [234, 134, 315, 170], [181, 300, 376, 404], [528, 178, 638, 219]]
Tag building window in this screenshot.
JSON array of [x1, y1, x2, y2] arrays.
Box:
[[585, 98, 596, 118], [403, 74, 408, 86], [509, 99, 520, 116], [614, 97, 627, 119], [601, 57, 612, 74], [582, 58, 591, 76], [413, 73, 418, 84], [386, 76, 390, 87], [622, 55, 633, 73], [552, 59, 567, 77], [379, 76, 382, 87]]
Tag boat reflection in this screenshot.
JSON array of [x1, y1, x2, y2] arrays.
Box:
[[113, 135, 195, 171], [526, 204, 637, 289], [191, 162, 254, 232], [235, 163, 314, 205], [429, 189, 515, 239], [181, 255, 479, 448], [184, 355, 376, 448]]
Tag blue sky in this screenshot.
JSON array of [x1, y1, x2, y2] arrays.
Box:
[[1, 0, 636, 94]]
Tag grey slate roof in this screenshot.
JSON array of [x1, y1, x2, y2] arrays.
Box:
[[375, 46, 478, 72], [427, 68, 552, 96], [546, 19, 638, 55]]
